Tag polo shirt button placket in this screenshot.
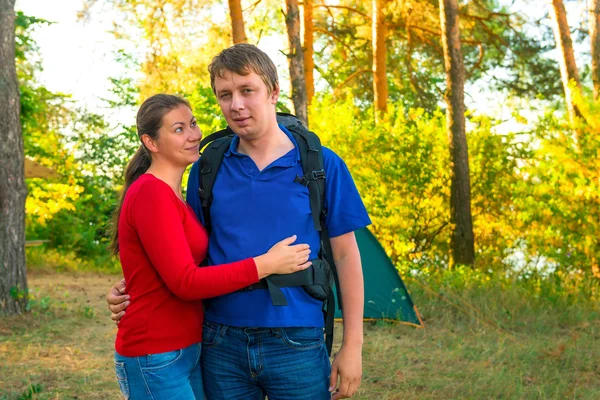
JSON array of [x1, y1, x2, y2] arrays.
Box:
[[242, 157, 257, 176]]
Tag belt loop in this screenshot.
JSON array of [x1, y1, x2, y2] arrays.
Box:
[[271, 328, 282, 338]]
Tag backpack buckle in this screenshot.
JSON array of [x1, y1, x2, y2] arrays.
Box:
[[294, 170, 325, 187], [293, 174, 309, 186], [198, 188, 212, 207], [311, 169, 326, 180]]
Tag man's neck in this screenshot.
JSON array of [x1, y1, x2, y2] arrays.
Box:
[[237, 122, 294, 171]]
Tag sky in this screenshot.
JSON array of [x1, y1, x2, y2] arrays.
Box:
[[15, 0, 126, 114], [14, 0, 287, 119], [14, 0, 590, 130]]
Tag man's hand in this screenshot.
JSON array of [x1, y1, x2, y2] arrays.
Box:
[[329, 343, 362, 399], [106, 279, 130, 325], [329, 232, 364, 399]]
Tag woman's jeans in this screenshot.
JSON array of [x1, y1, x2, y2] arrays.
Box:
[[114, 342, 204, 400]]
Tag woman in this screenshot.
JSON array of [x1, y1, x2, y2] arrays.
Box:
[[110, 94, 311, 399]]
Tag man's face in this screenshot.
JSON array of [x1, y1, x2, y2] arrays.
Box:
[[213, 69, 279, 140]]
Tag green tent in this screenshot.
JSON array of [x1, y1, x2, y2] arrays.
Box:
[[334, 228, 424, 327]]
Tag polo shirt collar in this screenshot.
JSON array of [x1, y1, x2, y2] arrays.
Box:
[[223, 124, 301, 166]]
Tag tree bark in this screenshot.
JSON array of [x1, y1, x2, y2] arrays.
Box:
[[285, 0, 308, 125], [228, 0, 247, 44], [303, 0, 314, 106], [439, 0, 475, 266], [372, 0, 388, 116], [0, 0, 28, 315], [590, 0, 600, 100], [550, 0, 582, 120]]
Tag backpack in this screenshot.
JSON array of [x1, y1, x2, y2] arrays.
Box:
[[197, 113, 341, 354]]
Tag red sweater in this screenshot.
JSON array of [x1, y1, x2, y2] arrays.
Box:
[[115, 174, 259, 356]]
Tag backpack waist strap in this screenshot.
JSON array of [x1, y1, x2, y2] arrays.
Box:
[[240, 259, 331, 306]]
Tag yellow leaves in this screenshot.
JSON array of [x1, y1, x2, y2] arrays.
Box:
[[592, 259, 600, 279], [355, 25, 371, 41], [512, 111, 528, 125], [542, 208, 553, 219], [407, 107, 425, 121], [310, 98, 453, 262], [310, 95, 600, 277], [26, 183, 84, 225]]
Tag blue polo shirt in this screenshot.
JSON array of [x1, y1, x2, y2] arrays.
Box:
[[186, 125, 371, 327]]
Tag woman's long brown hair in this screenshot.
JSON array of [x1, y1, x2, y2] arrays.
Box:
[[109, 94, 191, 256]]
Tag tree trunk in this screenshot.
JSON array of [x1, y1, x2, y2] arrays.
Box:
[[0, 0, 28, 315], [372, 0, 388, 116], [550, 0, 582, 120], [590, 0, 600, 100], [303, 0, 314, 106], [228, 0, 247, 44], [439, 0, 475, 266], [285, 0, 308, 125]]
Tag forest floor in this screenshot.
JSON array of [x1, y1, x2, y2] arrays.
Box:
[[1, 268, 600, 399]]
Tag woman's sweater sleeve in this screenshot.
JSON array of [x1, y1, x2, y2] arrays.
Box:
[[130, 179, 259, 301]]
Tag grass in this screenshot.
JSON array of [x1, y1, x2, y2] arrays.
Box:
[[1, 267, 600, 399]]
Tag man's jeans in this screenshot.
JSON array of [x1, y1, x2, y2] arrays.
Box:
[[201, 321, 331, 400], [114, 342, 204, 399]]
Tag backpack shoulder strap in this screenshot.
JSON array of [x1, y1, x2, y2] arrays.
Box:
[[277, 113, 342, 355], [276, 113, 325, 233], [287, 130, 325, 232], [198, 128, 235, 234], [199, 127, 234, 150]]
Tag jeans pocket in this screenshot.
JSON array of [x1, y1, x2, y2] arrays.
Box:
[[202, 322, 223, 348], [196, 343, 202, 364], [114, 361, 130, 399], [280, 327, 324, 350], [142, 349, 183, 371]]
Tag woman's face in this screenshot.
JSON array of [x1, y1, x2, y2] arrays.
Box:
[[153, 104, 202, 168]]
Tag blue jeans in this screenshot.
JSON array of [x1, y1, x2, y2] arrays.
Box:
[[114, 342, 205, 400], [201, 321, 331, 400]]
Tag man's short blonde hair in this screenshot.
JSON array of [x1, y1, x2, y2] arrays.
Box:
[[209, 44, 279, 95]]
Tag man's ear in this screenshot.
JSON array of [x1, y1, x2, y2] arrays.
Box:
[[270, 84, 280, 105], [141, 134, 159, 154]]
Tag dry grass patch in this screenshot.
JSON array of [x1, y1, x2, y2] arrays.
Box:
[[2, 270, 600, 399], [0, 271, 121, 399]]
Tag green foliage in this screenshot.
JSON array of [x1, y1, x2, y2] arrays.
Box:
[[312, 96, 450, 264], [467, 115, 534, 269], [509, 91, 600, 277], [15, 11, 50, 72], [310, 93, 600, 279], [16, 2, 600, 287], [8, 3, 600, 397], [26, 246, 120, 274], [310, 0, 561, 112], [9, 286, 28, 301], [17, 11, 72, 168], [80, 306, 96, 319], [7, 383, 43, 400], [26, 295, 53, 314], [188, 84, 227, 135], [17, 12, 131, 263]]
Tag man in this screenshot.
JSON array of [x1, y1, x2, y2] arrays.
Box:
[[108, 44, 370, 399]]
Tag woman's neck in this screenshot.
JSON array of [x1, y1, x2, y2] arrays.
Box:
[[146, 161, 186, 200]]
